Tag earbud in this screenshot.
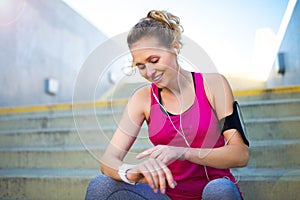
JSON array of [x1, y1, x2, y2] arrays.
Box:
[[174, 48, 179, 55]]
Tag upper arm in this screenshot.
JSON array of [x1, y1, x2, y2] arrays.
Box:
[[102, 86, 150, 161], [203, 74, 248, 146], [203, 73, 234, 120]]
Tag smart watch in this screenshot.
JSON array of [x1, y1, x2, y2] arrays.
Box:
[[118, 164, 137, 185]]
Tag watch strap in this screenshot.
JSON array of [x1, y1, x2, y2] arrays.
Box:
[[118, 164, 137, 185]]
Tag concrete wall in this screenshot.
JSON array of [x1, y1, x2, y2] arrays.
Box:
[[267, 1, 300, 87], [0, 0, 107, 107]]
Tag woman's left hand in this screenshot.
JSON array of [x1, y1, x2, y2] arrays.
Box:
[[136, 145, 187, 164]]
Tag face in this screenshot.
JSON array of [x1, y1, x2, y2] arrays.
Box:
[[130, 37, 178, 88]]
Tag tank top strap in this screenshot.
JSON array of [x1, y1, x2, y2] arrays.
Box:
[[193, 72, 206, 100], [150, 83, 159, 106]]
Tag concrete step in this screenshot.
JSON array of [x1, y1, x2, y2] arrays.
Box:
[[234, 85, 300, 102], [0, 86, 299, 200], [0, 115, 298, 148], [0, 146, 101, 169], [0, 101, 127, 115], [240, 98, 300, 119], [0, 109, 124, 131], [248, 140, 300, 168], [0, 140, 298, 169], [0, 125, 150, 148], [0, 168, 299, 200], [0, 127, 108, 148], [1, 98, 299, 132], [0, 143, 152, 169], [245, 116, 300, 140], [0, 168, 98, 200], [100, 82, 149, 100], [235, 167, 300, 200]]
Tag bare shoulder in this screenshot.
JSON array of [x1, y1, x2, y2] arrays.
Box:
[[202, 73, 234, 119], [202, 73, 232, 94], [130, 84, 151, 102], [202, 73, 228, 85], [127, 84, 151, 118]]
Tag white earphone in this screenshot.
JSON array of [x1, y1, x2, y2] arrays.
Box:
[[174, 48, 179, 55]]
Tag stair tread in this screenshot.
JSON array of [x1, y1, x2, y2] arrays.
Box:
[[0, 124, 149, 134], [234, 167, 300, 181], [249, 139, 300, 146], [0, 168, 99, 178], [0, 168, 299, 180], [245, 116, 300, 123], [0, 115, 299, 134], [0, 109, 123, 121], [0, 126, 116, 134], [0, 145, 105, 151], [0, 139, 298, 151], [0, 98, 298, 121], [240, 98, 300, 106]]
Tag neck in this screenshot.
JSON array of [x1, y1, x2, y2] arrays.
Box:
[[159, 68, 195, 115], [165, 68, 193, 95]]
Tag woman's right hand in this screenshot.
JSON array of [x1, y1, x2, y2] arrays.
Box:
[[126, 158, 177, 194]]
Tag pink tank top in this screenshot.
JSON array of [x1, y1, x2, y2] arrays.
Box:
[[148, 72, 237, 199]]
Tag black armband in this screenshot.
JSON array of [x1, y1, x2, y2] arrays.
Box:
[[220, 101, 249, 146]]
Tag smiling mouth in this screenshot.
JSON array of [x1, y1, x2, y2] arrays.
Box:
[[152, 73, 163, 82]]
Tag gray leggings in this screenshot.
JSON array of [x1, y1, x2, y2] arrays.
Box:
[[85, 174, 242, 200]]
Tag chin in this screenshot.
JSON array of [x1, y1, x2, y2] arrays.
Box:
[[154, 82, 166, 89]]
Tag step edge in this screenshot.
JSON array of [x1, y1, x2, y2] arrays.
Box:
[[240, 98, 300, 106], [245, 116, 300, 123]]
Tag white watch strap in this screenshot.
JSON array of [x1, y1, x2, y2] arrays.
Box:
[[118, 164, 136, 185]]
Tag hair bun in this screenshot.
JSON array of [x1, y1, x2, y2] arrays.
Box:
[[127, 10, 184, 49], [146, 10, 183, 33]]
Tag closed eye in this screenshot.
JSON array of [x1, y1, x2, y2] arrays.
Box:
[[151, 57, 159, 64], [136, 64, 146, 70], [135, 56, 160, 70]]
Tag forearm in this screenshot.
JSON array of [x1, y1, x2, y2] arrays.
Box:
[[100, 154, 123, 181], [184, 144, 249, 169], [100, 154, 142, 183]]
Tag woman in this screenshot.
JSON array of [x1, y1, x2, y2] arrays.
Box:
[[85, 10, 249, 200]]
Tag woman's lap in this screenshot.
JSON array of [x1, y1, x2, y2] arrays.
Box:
[[85, 174, 171, 200], [85, 175, 241, 200]]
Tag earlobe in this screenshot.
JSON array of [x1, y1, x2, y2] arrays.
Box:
[[172, 41, 180, 54]]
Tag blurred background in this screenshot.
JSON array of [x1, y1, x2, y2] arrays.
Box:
[[0, 0, 299, 107]]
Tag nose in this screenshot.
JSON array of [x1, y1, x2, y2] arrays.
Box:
[[146, 64, 155, 78]]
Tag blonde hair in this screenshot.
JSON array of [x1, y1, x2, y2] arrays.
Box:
[[127, 10, 184, 49]]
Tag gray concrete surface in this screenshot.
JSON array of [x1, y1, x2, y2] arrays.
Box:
[[0, 0, 107, 107]]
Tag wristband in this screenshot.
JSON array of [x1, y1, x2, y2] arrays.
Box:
[[118, 164, 137, 185]]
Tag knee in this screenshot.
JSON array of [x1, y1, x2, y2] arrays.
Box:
[[202, 178, 241, 200], [85, 174, 116, 200], [87, 174, 110, 190]]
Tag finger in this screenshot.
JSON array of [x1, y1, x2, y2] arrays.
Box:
[[150, 145, 167, 160], [140, 159, 164, 192], [136, 147, 156, 159], [148, 160, 160, 193], [150, 149, 162, 159], [155, 161, 167, 194], [157, 153, 168, 163], [140, 164, 156, 190], [156, 151, 174, 164], [157, 160, 177, 189], [149, 159, 166, 194]]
